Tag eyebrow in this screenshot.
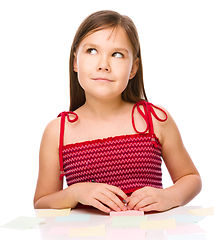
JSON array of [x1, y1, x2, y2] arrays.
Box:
[[82, 43, 130, 54]]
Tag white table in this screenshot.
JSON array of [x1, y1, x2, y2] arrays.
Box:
[[0, 206, 213, 240]]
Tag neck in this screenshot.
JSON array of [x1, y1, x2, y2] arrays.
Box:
[[81, 95, 126, 120]]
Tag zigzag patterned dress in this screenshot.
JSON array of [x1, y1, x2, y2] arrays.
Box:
[[58, 101, 168, 202]]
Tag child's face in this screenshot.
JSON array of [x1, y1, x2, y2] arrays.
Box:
[[73, 27, 139, 102]]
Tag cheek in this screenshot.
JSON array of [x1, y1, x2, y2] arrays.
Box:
[[77, 56, 89, 73], [76, 58, 92, 81], [115, 62, 132, 82], [114, 58, 133, 74], [115, 70, 131, 93], [76, 70, 88, 91]]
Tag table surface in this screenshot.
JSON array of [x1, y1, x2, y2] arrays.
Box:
[[0, 206, 213, 240]]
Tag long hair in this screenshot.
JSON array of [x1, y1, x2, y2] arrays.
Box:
[[69, 10, 148, 111]]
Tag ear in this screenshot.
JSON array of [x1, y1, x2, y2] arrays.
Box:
[[129, 58, 139, 79], [73, 53, 78, 73]]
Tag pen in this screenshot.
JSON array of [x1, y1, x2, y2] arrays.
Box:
[[123, 199, 128, 206]]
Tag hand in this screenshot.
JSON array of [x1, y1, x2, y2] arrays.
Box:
[[73, 182, 129, 213], [127, 187, 176, 212]]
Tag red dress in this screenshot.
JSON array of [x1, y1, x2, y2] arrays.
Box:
[[58, 101, 167, 199]]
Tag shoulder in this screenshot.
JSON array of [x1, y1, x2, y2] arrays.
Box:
[[44, 117, 61, 135], [153, 104, 178, 130], [150, 103, 169, 121], [156, 106, 183, 148], [41, 117, 62, 148], [44, 111, 78, 133], [150, 103, 180, 145]]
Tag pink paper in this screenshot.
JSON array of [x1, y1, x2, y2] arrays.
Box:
[[110, 210, 144, 217], [107, 229, 146, 240], [47, 226, 70, 235], [166, 224, 205, 235]]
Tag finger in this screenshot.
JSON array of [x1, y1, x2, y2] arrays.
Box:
[[103, 195, 122, 211], [128, 187, 154, 209], [106, 185, 129, 203], [100, 192, 127, 211], [139, 203, 158, 212], [134, 196, 155, 210], [105, 186, 128, 210], [91, 199, 111, 214], [127, 194, 143, 210]]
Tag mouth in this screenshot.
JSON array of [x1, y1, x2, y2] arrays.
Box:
[[92, 77, 114, 82]]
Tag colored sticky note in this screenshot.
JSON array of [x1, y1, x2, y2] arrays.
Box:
[[69, 224, 105, 237], [110, 210, 144, 217], [37, 208, 71, 217], [168, 214, 205, 223], [55, 214, 90, 222], [1, 216, 45, 230], [166, 223, 205, 235], [167, 233, 207, 240], [112, 216, 147, 227], [108, 229, 146, 240], [189, 206, 214, 216], [48, 226, 70, 235], [140, 218, 176, 229]]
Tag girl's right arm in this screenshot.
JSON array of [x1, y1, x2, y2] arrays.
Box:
[[33, 119, 128, 213], [33, 118, 74, 209]]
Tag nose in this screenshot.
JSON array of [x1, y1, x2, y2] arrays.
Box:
[[97, 55, 111, 72]]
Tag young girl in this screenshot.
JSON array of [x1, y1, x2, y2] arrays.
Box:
[[34, 10, 202, 214]]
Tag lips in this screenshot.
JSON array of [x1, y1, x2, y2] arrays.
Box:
[[92, 77, 114, 82]]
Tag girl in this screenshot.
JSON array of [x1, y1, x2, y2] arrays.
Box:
[[34, 10, 201, 214]]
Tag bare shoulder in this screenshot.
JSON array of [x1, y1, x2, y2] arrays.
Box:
[[39, 117, 62, 163], [152, 104, 169, 120], [45, 117, 61, 131], [152, 103, 185, 153], [151, 104, 177, 145], [42, 117, 61, 143], [153, 104, 176, 129]]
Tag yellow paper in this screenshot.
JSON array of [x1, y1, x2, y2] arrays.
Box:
[[36, 208, 71, 217], [140, 218, 176, 229], [69, 224, 105, 237], [1, 216, 46, 230], [189, 206, 214, 216]]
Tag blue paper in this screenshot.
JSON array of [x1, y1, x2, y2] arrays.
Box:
[[167, 234, 207, 240], [55, 214, 90, 222], [168, 214, 205, 223]]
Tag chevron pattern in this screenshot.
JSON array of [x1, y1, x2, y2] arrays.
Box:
[[62, 133, 163, 193]]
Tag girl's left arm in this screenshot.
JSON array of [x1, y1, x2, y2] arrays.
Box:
[[128, 109, 202, 212]]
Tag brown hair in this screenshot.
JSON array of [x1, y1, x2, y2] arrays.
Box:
[[69, 10, 148, 111]]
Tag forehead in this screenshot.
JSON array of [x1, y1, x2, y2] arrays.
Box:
[[79, 27, 133, 51]]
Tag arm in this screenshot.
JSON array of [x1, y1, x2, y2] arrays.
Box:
[[33, 119, 128, 213], [160, 111, 202, 207], [128, 109, 202, 212], [33, 118, 72, 209]]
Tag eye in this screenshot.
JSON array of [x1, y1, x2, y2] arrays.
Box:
[[87, 48, 98, 55], [112, 52, 124, 58]]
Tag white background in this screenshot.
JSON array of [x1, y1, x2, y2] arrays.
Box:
[[0, 0, 213, 224]]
